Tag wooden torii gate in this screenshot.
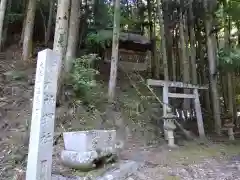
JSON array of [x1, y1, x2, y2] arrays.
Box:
[[147, 79, 208, 139]]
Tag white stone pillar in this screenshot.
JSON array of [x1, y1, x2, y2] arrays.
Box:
[[26, 49, 61, 180]]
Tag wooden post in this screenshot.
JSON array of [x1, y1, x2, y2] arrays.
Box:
[[163, 83, 169, 140], [163, 82, 169, 116], [193, 88, 205, 138], [26, 49, 61, 180]]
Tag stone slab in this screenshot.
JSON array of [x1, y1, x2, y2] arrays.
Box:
[[61, 150, 98, 170], [63, 130, 116, 152], [96, 160, 144, 180], [61, 146, 117, 170]]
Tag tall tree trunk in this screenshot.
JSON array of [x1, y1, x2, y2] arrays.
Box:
[[163, 2, 173, 80], [204, 0, 221, 134], [126, 0, 130, 17], [45, 0, 55, 46], [22, 0, 37, 61], [39, 7, 47, 43], [220, 73, 228, 110], [20, 16, 26, 45], [65, 0, 81, 72], [227, 72, 235, 118], [20, 19, 26, 45], [232, 74, 237, 124], [108, 0, 120, 102], [0, 0, 8, 51], [93, 0, 100, 28], [220, 17, 228, 110], [156, 0, 168, 81], [20, 0, 28, 45], [175, 30, 181, 81], [147, 0, 156, 77], [179, 9, 189, 83], [78, 16, 87, 50], [153, 15, 158, 78], [179, 5, 190, 109], [200, 50, 212, 113], [184, 18, 190, 78], [189, 2, 197, 84], [172, 29, 177, 81], [196, 20, 212, 113], [2, 0, 11, 50], [138, 0, 144, 35], [78, 0, 89, 50], [224, 12, 236, 125], [53, 0, 70, 105]]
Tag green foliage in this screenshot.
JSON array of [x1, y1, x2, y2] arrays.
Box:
[[70, 54, 107, 108], [71, 54, 100, 93], [92, 0, 114, 28], [226, 0, 240, 22], [218, 47, 240, 71], [86, 32, 111, 49], [236, 94, 240, 104]]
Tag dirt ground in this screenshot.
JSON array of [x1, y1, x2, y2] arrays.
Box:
[[123, 141, 240, 180], [1, 45, 240, 180]]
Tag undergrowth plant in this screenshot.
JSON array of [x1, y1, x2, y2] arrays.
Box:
[[69, 54, 107, 109]]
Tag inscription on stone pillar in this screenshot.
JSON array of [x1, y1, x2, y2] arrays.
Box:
[[26, 49, 61, 180]]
